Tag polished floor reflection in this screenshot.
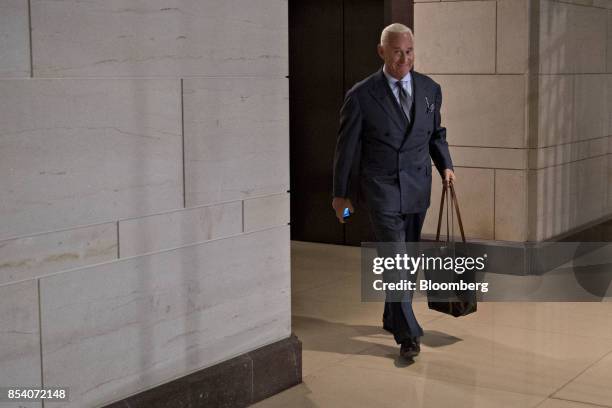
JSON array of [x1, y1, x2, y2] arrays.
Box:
[[253, 241, 612, 408]]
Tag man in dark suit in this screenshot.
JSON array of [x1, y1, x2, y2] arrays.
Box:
[[332, 23, 456, 359]]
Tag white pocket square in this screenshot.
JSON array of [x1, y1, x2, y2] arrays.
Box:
[[425, 96, 435, 113]]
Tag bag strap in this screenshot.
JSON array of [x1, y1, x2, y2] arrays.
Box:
[[435, 182, 466, 243], [448, 183, 453, 243], [449, 183, 466, 243], [435, 184, 446, 241]]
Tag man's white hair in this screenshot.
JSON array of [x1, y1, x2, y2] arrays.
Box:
[[380, 23, 413, 45]]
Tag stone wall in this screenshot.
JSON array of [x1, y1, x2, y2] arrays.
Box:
[[534, 0, 612, 240], [415, 0, 612, 242], [0, 1, 290, 407]]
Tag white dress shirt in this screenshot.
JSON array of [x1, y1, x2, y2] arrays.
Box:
[[382, 65, 412, 107]]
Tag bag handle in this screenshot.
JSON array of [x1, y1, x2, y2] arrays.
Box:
[[435, 182, 466, 243], [450, 183, 466, 242]]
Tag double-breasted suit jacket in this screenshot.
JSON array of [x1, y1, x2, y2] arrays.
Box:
[[333, 68, 453, 214]]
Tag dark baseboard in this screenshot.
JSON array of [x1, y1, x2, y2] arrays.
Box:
[[420, 218, 612, 276], [555, 216, 612, 243], [104, 334, 302, 408]]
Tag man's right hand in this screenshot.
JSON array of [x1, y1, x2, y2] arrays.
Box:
[[332, 197, 354, 224]]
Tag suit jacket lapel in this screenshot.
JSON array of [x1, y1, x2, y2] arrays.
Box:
[[368, 69, 408, 132], [411, 71, 421, 128]]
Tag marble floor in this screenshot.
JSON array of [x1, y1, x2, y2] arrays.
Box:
[[253, 241, 612, 408]]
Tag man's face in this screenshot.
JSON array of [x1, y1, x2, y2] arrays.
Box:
[[377, 32, 414, 80]]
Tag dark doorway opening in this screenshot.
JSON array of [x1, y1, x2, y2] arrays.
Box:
[[289, 0, 413, 245]]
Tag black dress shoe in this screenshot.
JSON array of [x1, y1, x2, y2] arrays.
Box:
[[413, 337, 421, 354], [400, 338, 421, 359]]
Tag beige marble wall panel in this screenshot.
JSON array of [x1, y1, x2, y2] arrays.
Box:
[[538, 74, 574, 147], [558, 0, 595, 6], [119, 201, 242, 258], [431, 74, 526, 148], [608, 10, 612, 71], [244, 193, 290, 233], [593, 0, 612, 9], [495, 170, 528, 241], [535, 165, 570, 240], [449, 146, 528, 169], [0, 0, 30, 78], [540, 0, 607, 74], [0, 280, 41, 408], [30, 0, 288, 77], [0, 223, 117, 287], [40, 226, 290, 408], [530, 137, 609, 168], [0, 79, 182, 241], [534, 72, 608, 159], [497, 0, 530, 74], [184, 77, 289, 206], [607, 75, 612, 134], [574, 155, 608, 224], [561, 0, 612, 7], [414, 1, 496, 74], [574, 74, 608, 141], [535, 156, 608, 240], [423, 167, 494, 240]]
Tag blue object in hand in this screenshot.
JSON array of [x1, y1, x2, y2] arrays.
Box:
[[343, 208, 351, 219]]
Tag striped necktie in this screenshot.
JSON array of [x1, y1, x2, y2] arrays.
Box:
[[396, 80, 412, 123]]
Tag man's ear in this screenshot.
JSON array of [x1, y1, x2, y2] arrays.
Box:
[[377, 44, 385, 60]]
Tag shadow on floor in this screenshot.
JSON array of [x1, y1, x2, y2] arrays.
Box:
[[293, 314, 463, 365]]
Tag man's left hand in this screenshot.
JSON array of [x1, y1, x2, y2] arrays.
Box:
[[443, 169, 456, 186]]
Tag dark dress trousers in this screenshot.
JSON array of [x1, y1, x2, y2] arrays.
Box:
[[332, 68, 453, 344]]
